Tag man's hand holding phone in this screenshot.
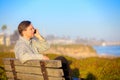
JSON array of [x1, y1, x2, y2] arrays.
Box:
[[34, 29, 45, 41]]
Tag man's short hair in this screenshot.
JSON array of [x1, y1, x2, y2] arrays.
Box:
[[18, 20, 31, 36]]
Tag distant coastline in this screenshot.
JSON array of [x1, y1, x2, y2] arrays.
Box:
[[93, 45, 120, 58]]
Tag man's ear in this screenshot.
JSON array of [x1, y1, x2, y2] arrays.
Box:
[[22, 30, 26, 36]]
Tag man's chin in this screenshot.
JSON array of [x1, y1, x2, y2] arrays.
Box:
[[30, 35, 34, 38]]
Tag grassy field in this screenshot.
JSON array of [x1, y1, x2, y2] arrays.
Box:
[[0, 52, 120, 80]]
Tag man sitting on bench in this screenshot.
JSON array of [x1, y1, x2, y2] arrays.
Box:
[[14, 20, 71, 80]]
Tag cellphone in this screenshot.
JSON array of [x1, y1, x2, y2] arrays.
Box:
[[34, 29, 36, 34]]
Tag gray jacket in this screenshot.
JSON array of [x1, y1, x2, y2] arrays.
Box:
[[14, 36, 50, 63]]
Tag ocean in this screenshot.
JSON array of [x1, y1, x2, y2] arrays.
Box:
[[93, 45, 120, 57]]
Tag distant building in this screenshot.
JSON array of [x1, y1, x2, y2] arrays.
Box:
[[0, 33, 11, 46], [0, 35, 5, 45], [48, 39, 75, 44], [102, 42, 106, 46]]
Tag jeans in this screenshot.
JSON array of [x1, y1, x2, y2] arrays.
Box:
[[54, 56, 72, 80]]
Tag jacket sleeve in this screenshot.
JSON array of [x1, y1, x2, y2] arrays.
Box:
[[33, 38, 50, 53]]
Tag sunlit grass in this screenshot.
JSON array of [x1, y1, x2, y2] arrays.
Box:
[[46, 54, 120, 80]]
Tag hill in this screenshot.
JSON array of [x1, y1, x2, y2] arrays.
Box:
[[44, 44, 98, 58]]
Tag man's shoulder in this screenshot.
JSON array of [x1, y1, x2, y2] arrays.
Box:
[[15, 39, 26, 46]]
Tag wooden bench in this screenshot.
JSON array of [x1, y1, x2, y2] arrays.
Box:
[[3, 58, 69, 80]]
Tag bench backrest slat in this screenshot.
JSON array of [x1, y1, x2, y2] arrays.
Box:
[[4, 65, 64, 77], [6, 72, 65, 80], [3, 58, 62, 67]]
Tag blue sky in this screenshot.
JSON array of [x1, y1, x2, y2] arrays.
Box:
[[0, 0, 120, 41]]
